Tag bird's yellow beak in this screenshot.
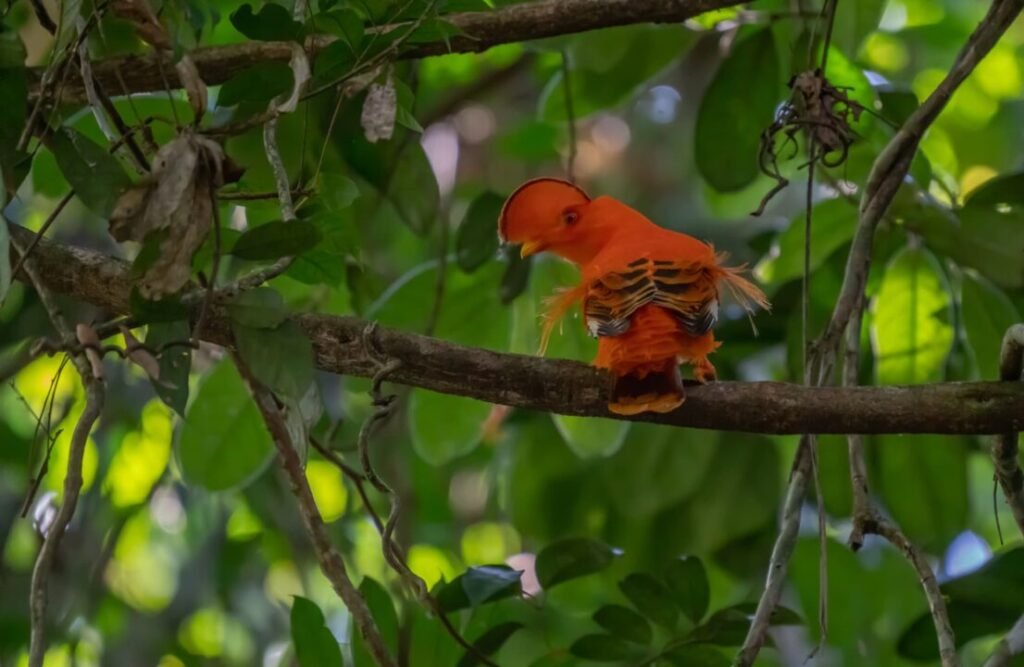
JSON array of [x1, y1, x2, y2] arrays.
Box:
[[519, 240, 544, 258]]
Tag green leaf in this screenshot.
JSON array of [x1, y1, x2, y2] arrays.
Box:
[[540, 25, 692, 120], [290, 596, 343, 667], [665, 556, 710, 624], [227, 287, 289, 328], [456, 191, 504, 272], [663, 645, 731, 667], [914, 205, 1024, 288], [217, 63, 294, 107], [409, 390, 491, 465], [48, 127, 132, 217], [435, 566, 523, 613], [500, 249, 532, 304], [231, 220, 323, 261], [961, 271, 1019, 379], [897, 551, 1024, 664], [387, 142, 439, 235], [178, 360, 274, 491], [871, 246, 953, 384], [592, 605, 652, 645], [687, 603, 800, 647], [233, 321, 315, 400], [144, 321, 191, 416], [230, 3, 304, 42], [308, 8, 365, 48], [603, 424, 718, 517], [695, 28, 780, 192], [312, 40, 358, 90], [619, 573, 678, 629], [456, 622, 524, 667], [876, 435, 968, 551], [830, 0, 884, 54], [964, 171, 1024, 208], [569, 634, 643, 662], [898, 601, 1018, 661], [535, 538, 617, 590], [754, 199, 858, 294], [0, 66, 27, 170], [352, 578, 399, 667], [130, 288, 190, 323]]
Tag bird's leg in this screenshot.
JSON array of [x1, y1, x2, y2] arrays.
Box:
[[694, 357, 717, 383]]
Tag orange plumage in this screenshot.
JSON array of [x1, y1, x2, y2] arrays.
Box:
[[498, 178, 769, 415]]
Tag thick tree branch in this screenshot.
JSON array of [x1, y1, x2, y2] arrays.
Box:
[[11, 224, 1024, 436], [994, 325, 1024, 537], [31, 0, 745, 101]]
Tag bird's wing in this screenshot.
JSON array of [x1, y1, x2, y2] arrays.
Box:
[[583, 257, 718, 337]]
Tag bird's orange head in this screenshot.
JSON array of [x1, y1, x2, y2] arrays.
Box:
[[498, 178, 610, 265]]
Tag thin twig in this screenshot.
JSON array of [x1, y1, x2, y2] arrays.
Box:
[[234, 355, 397, 667], [560, 49, 577, 184], [993, 324, 1024, 537], [735, 438, 811, 666]]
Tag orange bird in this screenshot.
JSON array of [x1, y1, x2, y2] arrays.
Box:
[[498, 178, 769, 415]]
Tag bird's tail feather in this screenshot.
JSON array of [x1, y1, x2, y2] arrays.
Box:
[[607, 362, 685, 416]]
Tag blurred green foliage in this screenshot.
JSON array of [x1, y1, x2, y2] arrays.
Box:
[[1, 0, 1024, 665]]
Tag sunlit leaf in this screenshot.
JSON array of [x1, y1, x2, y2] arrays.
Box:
[[961, 271, 1019, 379], [872, 246, 953, 384]]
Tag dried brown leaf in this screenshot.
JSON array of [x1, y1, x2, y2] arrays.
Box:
[[360, 76, 396, 143]]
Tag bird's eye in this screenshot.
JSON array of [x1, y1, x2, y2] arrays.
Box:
[[563, 210, 579, 225]]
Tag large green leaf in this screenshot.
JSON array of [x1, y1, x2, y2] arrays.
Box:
[[370, 261, 508, 464], [695, 28, 780, 192], [230, 3, 305, 42], [754, 199, 858, 294], [178, 360, 274, 491], [233, 320, 315, 401], [569, 634, 644, 662], [290, 596, 342, 667], [48, 127, 132, 217], [915, 205, 1024, 288], [872, 246, 953, 384], [876, 435, 968, 551], [961, 271, 1019, 380], [456, 622, 524, 667], [456, 191, 504, 272], [898, 547, 1024, 660], [540, 25, 693, 120]]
